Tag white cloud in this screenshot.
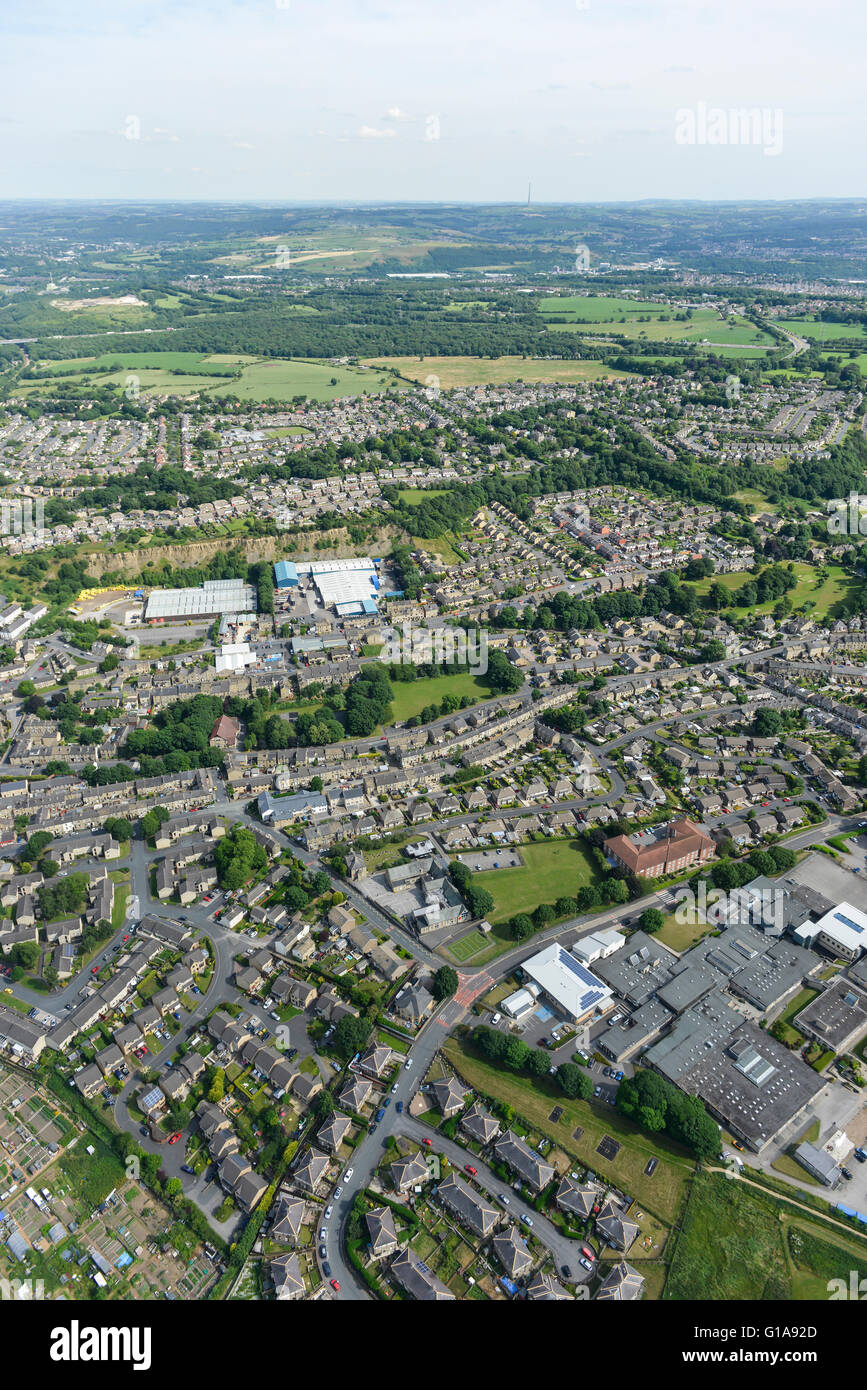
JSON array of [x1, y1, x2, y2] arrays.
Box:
[[357, 125, 396, 139]]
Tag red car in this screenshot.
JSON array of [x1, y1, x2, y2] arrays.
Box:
[[422, 1137, 432, 1147], [330, 1278, 340, 1292], [168, 1133, 182, 1145], [122, 934, 130, 942], [464, 1164, 477, 1176], [581, 1246, 594, 1261], [91, 965, 99, 974]]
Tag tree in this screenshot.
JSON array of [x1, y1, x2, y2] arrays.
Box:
[[556, 1063, 593, 1100], [207, 1068, 226, 1104], [333, 1014, 371, 1060], [753, 708, 783, 738], [532, 903, 555, 930], [604, 878, 629, 905], [575, 884, 600, 911], [26, 831, 52, 860], [313, 1089, 335, 1119], [507, 913, 534, 941], [640, 907, 665, 934], [525, 1049, 551, 1078], [503, 1037, 530, 1071], [432, 966, 458, 1001]]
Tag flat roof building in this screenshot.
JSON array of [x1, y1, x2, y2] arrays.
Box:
[[145, 579, 256, 623], [520, 943, 613, 1025]]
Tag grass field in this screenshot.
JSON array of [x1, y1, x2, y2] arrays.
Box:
[[448, 929, 489, 962], [779, 318, 867, 344], [474, 837, 600, 924], [386, 672, 491, 724], [656, 911, 714, 954], [24, 352, 400, 403], [362, 355, 630, 387], [537, 296, 775, 349], [691, 562, 857, 620], [445, 1035, 693, 1224], [664, 1170, 867, 1301]]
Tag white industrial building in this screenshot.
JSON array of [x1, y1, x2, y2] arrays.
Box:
[[793, 901, 867, 963], [215, 642, 258, 673], [145, 578, 256, 623], [520, 943, 614, 1025]]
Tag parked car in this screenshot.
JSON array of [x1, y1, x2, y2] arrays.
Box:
[[319, 1245, 326, 1259], [322, 1261, 331, 1278], [334, 1186, 343, 1199], [520, 1215, 534, 1228], [422, 1137, 432, 1147], [581, 1246, 594, 1260], [500, 1193, 510, 1205], [395, 1101, 403, 1114], [391, 1081, 400, 1094], [404, 1058, 413, 1070], [325, 1204, 333, 1218], [330, 1279, 340, 1292], [181, 1165, 195, 1175], [464, 1164, 477, 1176], [579, 1257, 593, 1272], [562, 1265, 573, 1279], [168, 1132, 182, 1145], [343, 1168, 354, 1183]]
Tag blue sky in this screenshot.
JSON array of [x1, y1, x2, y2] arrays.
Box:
[[0, 0, 863, 201]]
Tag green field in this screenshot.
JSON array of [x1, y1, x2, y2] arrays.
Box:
[[692, 562, 857, 620], [537, 296, 775, 350], [780, 318, 867, 344], [448, 929, 489, 962], [363, 355, 630, 387], [387, 672, 491, 724], [656, 911, 714, 954], [664, 1170, 867, 1301], [474, 837, 601, 924], [23, 352, 400, 403]]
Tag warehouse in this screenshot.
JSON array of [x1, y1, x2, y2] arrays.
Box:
[[144, 578, 256, 623], [275, 556, 380, 614]]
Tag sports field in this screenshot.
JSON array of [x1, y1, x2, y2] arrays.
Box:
[[691, 562, 856, 620], [387, 672, 491, 724], [538, 295, 775, 349], [779, 318, 867, 344], [476, 837, 600, 923], [24, 352, 399, 402], [363, 355, 630, 387]]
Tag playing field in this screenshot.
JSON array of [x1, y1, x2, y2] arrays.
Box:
[[691, 562, 856, 620], [780, 318, 867, 344], [386, 672, 491, 724], [476, 837, 601, 923], [362, 355, 630, 387], [25, 352, 399, 403], [538, 295, 775, 349]]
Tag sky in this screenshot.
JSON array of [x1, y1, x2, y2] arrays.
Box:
[[0, 0, 864, 202]]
